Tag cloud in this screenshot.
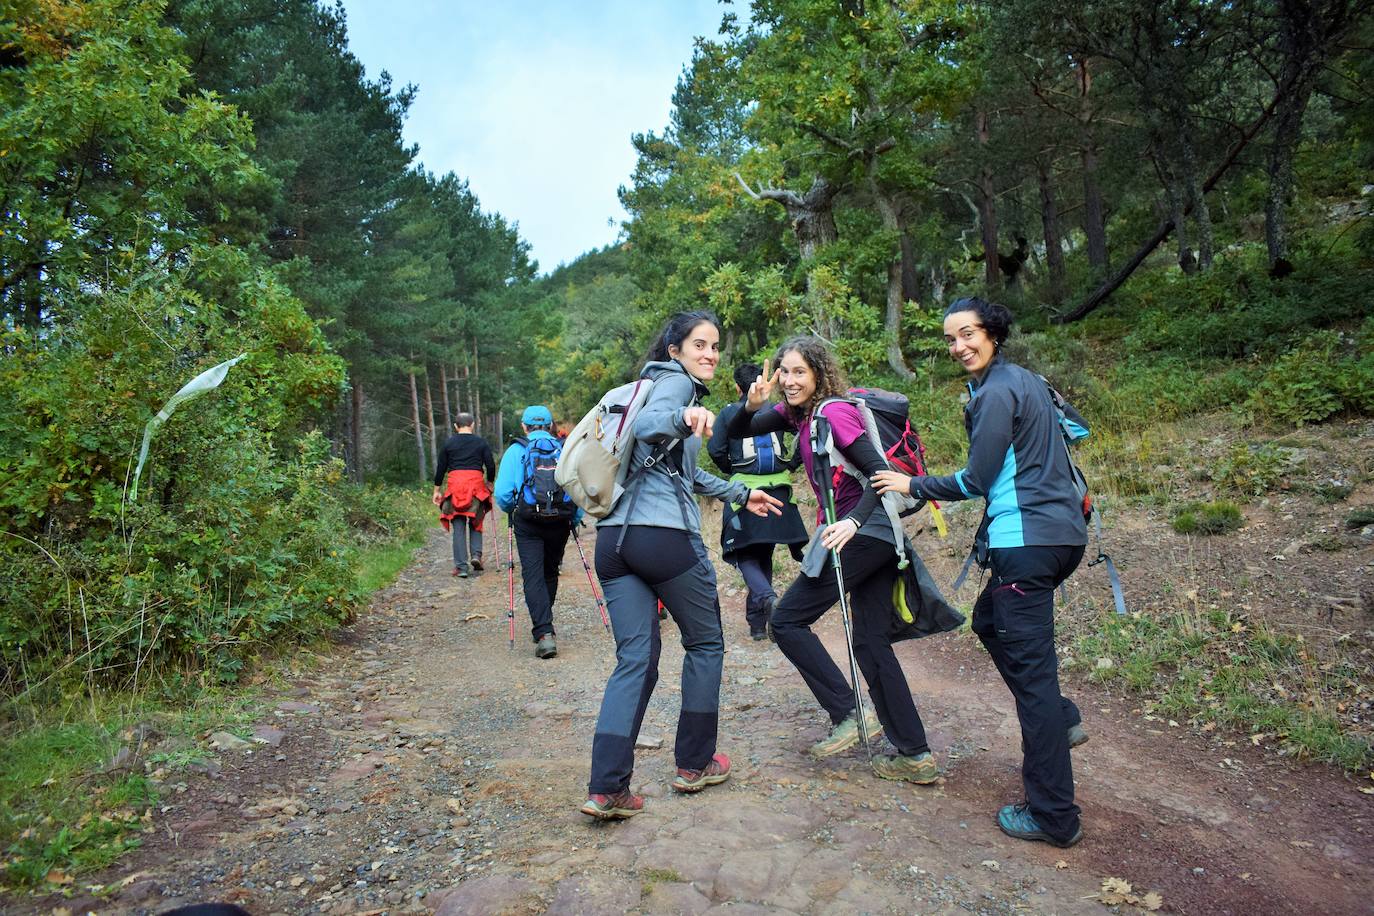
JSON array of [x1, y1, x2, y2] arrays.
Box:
[[339, 0, 724, 271]]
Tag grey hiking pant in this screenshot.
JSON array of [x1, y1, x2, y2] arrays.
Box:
[[588, 525, 723, 795], [451, 517, 483, 570]]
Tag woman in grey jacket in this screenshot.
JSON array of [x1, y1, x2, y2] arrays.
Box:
[[581, 311, 782, 820]]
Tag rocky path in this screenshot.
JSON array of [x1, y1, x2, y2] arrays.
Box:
[[23, 525, 1373, 915]]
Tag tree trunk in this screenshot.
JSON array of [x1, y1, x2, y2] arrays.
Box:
[[423, 365, 438, 469], [1164, 175, 1195, 274], [1077, 60, 1109, 272], [869, 171, 915, 379], [737, 175, 839, 297], [408, 367, 426, 484], [900, 232, 921, 304], [1264, 1, 1330, 273], [1037, 160, 1065, 306], [472, 340, 481, 433], [975, 111, 1000, 289], [440, 365, 452, 431], [350, 380, 364, 483], [1178, 128, 1214, 270]]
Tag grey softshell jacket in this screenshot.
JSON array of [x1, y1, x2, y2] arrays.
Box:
[[596, 360, 750, 531]]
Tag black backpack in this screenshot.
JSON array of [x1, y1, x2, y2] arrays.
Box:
[[517, 436, 575, 520]]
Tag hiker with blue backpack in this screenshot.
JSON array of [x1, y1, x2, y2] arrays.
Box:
[[707, 362, 810, 641], [494, 405, 579, 659], [727, 336, 961, 785], [872, 296, 1091, 849], [565, 310, 784, 819]]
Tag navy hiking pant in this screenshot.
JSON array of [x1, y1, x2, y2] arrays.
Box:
[[731, 543, 777, 634], [589, 525, 724, 795], [772, 534, 931, 757], [973, 544, 1085, 844], [513, 515, 570, 642]]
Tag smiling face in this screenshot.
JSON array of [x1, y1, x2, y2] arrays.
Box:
[[943, 309, 997, 377], [777, 348, 817, 407], [668, 320, 720, 382]]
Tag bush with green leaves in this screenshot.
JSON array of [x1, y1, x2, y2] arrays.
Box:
[[1208, 443, 1297, 496], [1119, 246, 1373, 361], [1171, 500, 1244, 535], [1247, 320, 1374, 426], [0, 251, 377, 694]]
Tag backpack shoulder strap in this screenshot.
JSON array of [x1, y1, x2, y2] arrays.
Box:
[[810, 396, 913, 569]]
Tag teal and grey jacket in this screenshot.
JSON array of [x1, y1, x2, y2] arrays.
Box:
[[597, 359, 751, 532], [911, 356, 1088, 550]]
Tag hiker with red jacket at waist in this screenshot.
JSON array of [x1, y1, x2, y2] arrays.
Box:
[[432, 411, 496, 579]]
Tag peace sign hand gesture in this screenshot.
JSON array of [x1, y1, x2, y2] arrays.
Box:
[[745, 358, 780, 412]]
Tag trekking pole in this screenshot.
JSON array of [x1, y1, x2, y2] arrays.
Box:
[[813, 417, 875, 769], [506, 512, 517, 650], [569, 523, 610, 634]]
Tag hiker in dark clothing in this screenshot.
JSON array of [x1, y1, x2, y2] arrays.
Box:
[[432, 412, 496, 579], [726, 337, 940, 786], [580, 311, 784, 820], [873, 296, 1089, 849], [494, 405, 578, 659], [707, 362, 809, 640]]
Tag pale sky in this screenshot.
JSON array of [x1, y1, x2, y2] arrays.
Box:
[[337, 0, 727, 273]]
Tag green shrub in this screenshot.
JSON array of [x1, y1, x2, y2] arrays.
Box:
[[1172, 500, 1244, 535], [0, 255, 427, 695], [1247, 324, 1374, 425], [1209, 443, 1295, 496], [1119, 248, 1373, 360]]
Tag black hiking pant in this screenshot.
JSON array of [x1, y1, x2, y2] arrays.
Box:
[[513, 515, 570, 641], [973, 544, 1085, 844], [588, 525, 723, 795], [772, 534, 931, 757]]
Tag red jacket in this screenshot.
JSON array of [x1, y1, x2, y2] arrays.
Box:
[[439, 469, 493, 533]]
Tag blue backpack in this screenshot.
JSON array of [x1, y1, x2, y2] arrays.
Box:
[[517, 436, 575, 520]]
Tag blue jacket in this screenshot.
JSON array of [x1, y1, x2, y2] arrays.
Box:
[[913, 356, 1088, 549], [494, 430, 582, 523]]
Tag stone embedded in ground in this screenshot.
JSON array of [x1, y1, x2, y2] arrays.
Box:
[[251, 725, 287, 747], [635, 734, 664, 749], [276, 701, 322, 714], [546, 873, 642, 914], [331, 751, 388, 784], [643, 881, 711, 914], [209, 731, 254, 752], [429, 875, 540, 915]]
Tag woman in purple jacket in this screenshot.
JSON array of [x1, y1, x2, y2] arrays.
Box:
[[727, 335, 939, 785]]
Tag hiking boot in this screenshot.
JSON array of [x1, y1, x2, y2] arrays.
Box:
[[1067, 723, 1089, 749], [470, 556, 483, 572], [672, 752, 731, 793], [535, 633, 557, 659], [997, 802, 1083, 848], [750, 630, 768, 641], [579, 789, 643, 820], [871, 751, 940, 785], [809, 710, 883, 758], [453, 564, 468, 579]]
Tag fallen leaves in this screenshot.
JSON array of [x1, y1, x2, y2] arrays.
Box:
[[1097, 877, 1164, 910]]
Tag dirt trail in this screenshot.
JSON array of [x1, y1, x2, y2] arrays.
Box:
[[22, 524, 1372, 916]]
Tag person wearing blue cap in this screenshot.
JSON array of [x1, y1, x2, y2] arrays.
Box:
[[494, 405, 578, 658]]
